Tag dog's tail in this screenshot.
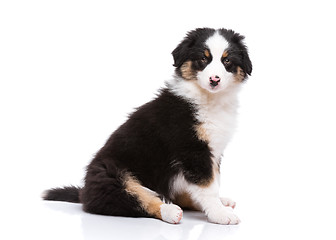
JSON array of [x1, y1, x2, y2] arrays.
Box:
[[42, 186, 81, 203]]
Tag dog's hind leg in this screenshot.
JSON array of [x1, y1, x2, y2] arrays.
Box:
[[123, 174, 183, 224], [80, 164, 182, 224]]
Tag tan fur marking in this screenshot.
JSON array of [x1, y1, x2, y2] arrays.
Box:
[[180, 61, 196, 80], [124, 175, 163, 219], [194, 123, 218, 188], [222, 51, 229, 58], [173, 192, 200, 211], [204, 49, 210, 58], [235, 66, 245, 82], [199, 173, 215, 188], [214, 163, 220, 175], [195, 123, 210, 143]]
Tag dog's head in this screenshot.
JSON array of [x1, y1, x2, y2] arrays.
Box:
[[172, 28, 252, 93]]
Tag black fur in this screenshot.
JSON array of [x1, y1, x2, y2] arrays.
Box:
[[43, 186, 81, 203], [44, 89, 212, 217], [80, 163, 150, 217], [172, 28, 216, 68]]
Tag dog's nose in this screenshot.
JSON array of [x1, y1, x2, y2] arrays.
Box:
[[209, 75, 221, 87]]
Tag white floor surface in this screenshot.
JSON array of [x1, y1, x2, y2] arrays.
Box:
[[2, 195, 335, 240]]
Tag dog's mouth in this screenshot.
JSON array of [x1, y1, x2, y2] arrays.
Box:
[[200, 83, 222, 93], [208, 86, 221, 93], [210, 84, 220, 90]]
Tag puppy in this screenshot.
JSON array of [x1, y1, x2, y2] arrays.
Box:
[[43, 28, 252, 225]]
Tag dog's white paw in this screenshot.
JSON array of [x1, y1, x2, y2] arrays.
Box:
[[160, 204, 183, 224], [220, 197, 236, 209], [207, 207, 240, 225]]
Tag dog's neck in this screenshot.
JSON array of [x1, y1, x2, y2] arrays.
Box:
[[168, 76, 242, 161], [167, 76, 242, 110]]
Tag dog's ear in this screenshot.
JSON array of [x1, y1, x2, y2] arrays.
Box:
[[241, 50, 252, 76], [230, 31, 252, 76], [172, 28, 214, 68], [172, 30, 198, 68]]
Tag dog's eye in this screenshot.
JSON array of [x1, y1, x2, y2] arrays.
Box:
[[223, 58, 231, 65], [201, 57, 207, 63]]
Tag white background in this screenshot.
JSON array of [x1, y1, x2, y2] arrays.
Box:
[[1, 0, 336, 239]]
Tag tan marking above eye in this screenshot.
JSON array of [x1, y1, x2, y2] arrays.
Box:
[[222, 51, 229, 58], [204, 49, 210, 58]]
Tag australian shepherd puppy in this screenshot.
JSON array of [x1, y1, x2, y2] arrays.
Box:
[[43, 28, 252, 225]]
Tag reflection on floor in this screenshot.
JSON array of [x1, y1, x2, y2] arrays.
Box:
[[42, 201, 240, 240]]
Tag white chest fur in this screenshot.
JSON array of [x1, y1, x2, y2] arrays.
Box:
[[169, 78, 241, 163], [197, 95, 238, 160]]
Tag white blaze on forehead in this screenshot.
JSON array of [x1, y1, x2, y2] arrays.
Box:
[[197, 31, 233, 92], [205, 32, 229, 60]]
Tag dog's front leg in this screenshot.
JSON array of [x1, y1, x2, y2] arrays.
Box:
[[189, 181, 240, 225]]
